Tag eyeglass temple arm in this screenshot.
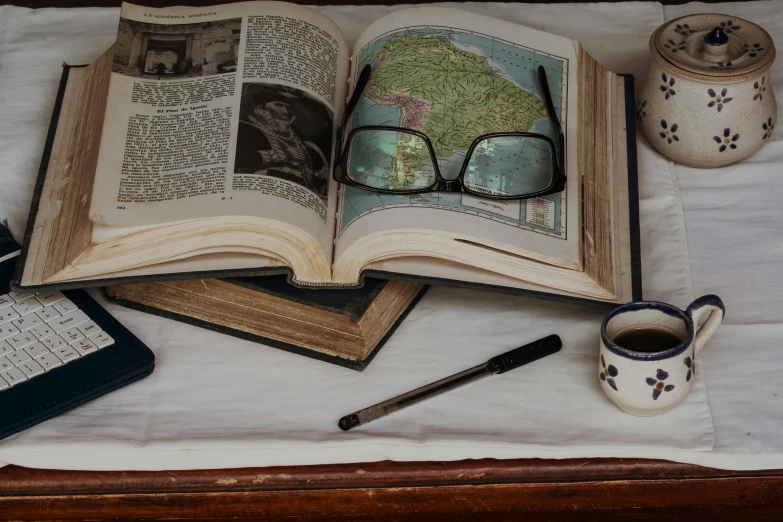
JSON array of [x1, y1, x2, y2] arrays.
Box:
[[536, 66, 565, 175], [335, 64, 373, 164]]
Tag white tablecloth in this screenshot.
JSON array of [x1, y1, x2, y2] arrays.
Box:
[[0, 1, 781, 471]]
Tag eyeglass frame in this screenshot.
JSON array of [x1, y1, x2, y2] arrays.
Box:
[[332, 64, 566, 200]]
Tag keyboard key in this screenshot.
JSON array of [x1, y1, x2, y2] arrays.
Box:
[[18, 360, 45, 379], [0, 308, 20, 324], [0, 323, 21, 340], [7, 332, 36, 350], [0, 355, 13, 371], [36, 352, 63, 371], [12, 297, 43, 316], [51, 310, 89, 333], [0, 295, 14, 309], [8, 350, 31, 366], [42, 335, 68, 351], [11, 313, 43, 331], [52, 345, 80, 363], [74, 339, 98, 356], [1, 367, 26, 386], [90, 331, 114, 349], [0, 340, 12, 355], [9, 290, 34, 302], [31, 324, 55, 341], [78, 321, 101, 337], [37, 305, 61, 322], [0, 374, 8, 391], [61, 327, 85, 344], [35, 291, 65, 307], [24, 342, 49, 359], [7, 332, 37, 350], [53, 298, 78, 315]]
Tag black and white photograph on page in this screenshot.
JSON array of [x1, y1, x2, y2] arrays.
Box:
[[112, 17, 241, 79], [234, 82, 333, 200]]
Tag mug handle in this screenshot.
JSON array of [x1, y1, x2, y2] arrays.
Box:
[[685, 295, 725, 356]]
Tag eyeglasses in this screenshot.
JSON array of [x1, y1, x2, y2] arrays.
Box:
[[333, 64, 565, 200]]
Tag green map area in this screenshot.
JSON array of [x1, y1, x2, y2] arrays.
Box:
[[339, 27, 567, 238], [367, 35, 548, 158]]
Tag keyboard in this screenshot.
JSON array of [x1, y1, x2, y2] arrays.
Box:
[[0, 289, 116, 390], [0, 226, 155, 440]]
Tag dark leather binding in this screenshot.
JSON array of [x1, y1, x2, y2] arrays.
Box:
[[105, 280, 429, 371], [15, 65, 640, 310], [621, 74, 643, 302], [0, 226, 155, 440]]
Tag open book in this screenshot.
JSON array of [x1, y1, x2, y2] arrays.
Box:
[[15, 1, 640, 306]]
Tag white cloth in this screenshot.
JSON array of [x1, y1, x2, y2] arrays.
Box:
[[0, 1, 780, 471]]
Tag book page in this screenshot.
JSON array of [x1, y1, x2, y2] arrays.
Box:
[[89, 1, 349, 257], [334, 7, 580, 267]]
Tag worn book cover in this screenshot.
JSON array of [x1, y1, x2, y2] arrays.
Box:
[[105, 276, 428, 370]]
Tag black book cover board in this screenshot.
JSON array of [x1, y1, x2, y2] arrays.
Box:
[[14, 65, 641, 310], [105, 276, 430, 371]]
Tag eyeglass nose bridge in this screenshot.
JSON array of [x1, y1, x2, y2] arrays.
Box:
[[434, 176, 463, 193]]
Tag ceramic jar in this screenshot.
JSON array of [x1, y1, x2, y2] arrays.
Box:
[[639, 14, 776, 168]]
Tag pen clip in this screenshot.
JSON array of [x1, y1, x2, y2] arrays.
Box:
[[486, 334, 562, 374]]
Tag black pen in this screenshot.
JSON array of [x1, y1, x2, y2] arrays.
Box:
[[338, 334, 562, 431]]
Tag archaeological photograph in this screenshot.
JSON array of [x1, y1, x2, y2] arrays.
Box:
[[112, 17, 241, 79]]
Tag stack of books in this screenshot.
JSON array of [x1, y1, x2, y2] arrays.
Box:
[[13, 1, 639, 369]]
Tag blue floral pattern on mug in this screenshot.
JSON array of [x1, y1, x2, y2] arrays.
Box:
[[754, 76, 766, 101], [713, 128, 739, 152], [674, 23, 696, 36], [660, 73, 676, 100], [684, 357, 695, 382], [659, 120, 679, 144], [744, 43, 765, 58], [664, 39, 686, 53], [762, 117, 775, 140], [637, 99, 647, 121], [710, 61, 733, 70], [600, 354, 619, 391], [719, 20, 741, 33], [707, 88, 732, 112], [646, 369, 675, 400]]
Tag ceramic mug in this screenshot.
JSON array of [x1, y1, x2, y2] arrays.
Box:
[[639, 14, 776, 168], [598, 295, 725, 416]]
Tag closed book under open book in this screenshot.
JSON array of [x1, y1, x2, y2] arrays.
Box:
[[15, 2, 640, 307], [105, 276, 427, 370]]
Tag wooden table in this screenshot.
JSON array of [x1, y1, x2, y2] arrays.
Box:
[[1, 0, 777, 519], [2, 458, 783, 520]]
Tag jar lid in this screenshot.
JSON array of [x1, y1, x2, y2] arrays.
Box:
[[653, 14, 774, 78]]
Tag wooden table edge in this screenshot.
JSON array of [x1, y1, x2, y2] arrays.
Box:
[[3, 458, 783, 521], [2, 457, 782, 495]]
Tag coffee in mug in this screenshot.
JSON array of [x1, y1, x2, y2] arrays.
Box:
[[612, 328, 683, 353]]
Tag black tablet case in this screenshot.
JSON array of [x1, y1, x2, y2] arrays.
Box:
[[105, 276, 429, 371], [13, 65, 641, 310], [0, 225, 155, 440]]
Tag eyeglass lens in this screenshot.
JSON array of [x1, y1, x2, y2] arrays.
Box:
[[345, 129, 437, 190], [346, 129, 554, 196], [463, 136, 554, 196]]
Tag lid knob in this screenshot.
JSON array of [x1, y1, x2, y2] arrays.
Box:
[[704, 27, 729, 47]]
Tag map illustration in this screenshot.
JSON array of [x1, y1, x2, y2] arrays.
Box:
[[338, 26, 568, 238]]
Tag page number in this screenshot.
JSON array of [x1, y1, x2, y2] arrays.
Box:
[[222, 197, 233, 200]]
